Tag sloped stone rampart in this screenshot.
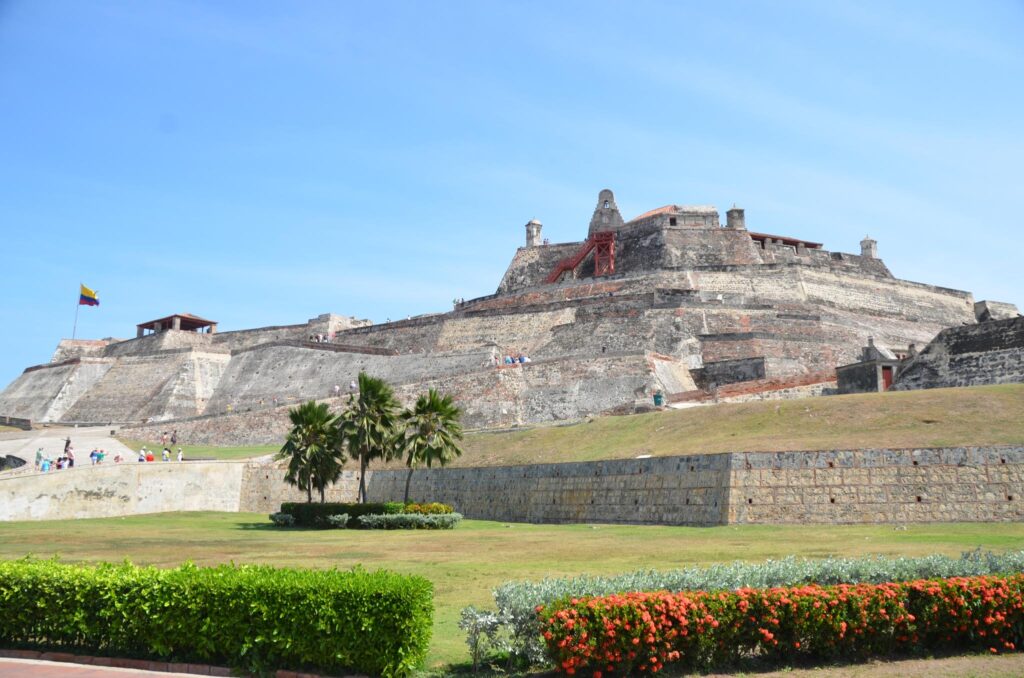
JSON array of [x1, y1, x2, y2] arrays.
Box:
[[0, 361, 113, 422], [893, 317, 1024, 391]]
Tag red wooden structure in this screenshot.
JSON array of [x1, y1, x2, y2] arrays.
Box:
[[544, 231, 616, 284]]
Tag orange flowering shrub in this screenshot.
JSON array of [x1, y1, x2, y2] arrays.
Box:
[[539, 575, 1024, 675]]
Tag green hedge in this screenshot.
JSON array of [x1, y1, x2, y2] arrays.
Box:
[[0, 559, 432, 677], [359, 513, 463, 529], [281, 501, 404, 527]]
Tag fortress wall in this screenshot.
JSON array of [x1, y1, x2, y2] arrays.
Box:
[[497, 242, 582, 294], [689, 267, 973, 327], [391, 353, 660, 429], [212, 325, 310, 352], [42, 361, 116, 422], [60, 353, 193, 423], [123, 403, 295, 446], [202, 345, 492, 415], [728, 447, 1024, 524], [239, 463, 359, 513], [366, 447, 1024, 526], [366, 455, 732, 525], [334, 317, 446, 353], [434, 308, 577, 355], [123, 353, 665, 443], [136, 352, 232, 421], [468, 280, 629, 313], [799, 269, 974, 324], [0, 361, 111, 422], [0, 461, 246, 521], [3, 445, 1018, 524], [51, 339, 117, 363], [893, 317, 1024, 391], [103, 331, 217, 358]]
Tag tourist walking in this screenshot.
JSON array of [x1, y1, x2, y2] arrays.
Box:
[[177, 448, 184, 462], [66, 449, 75, 468], [171, 430, 178, 445], [34, 448, 42, 469]]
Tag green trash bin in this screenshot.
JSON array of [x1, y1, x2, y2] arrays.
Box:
[[653, 392, 664, 407]]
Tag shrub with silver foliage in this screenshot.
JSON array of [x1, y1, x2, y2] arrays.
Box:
[[269, 512, 295, 527], [357, 512, 463, 530], [468, 549, 1024, 667], [326, 514, 350, 528], [458, 606, 509, 672]]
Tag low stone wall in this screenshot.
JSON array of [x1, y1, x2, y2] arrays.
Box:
[[0, 461, 248, 521], [367, 446, 1024, 525], [0, 458, 360, 521], [367, 455, 731, 525], [3, 446, 1020, 525], [728, 447, 1024, 524], [0, 416, 32, 431]]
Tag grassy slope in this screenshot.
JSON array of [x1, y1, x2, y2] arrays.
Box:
[[116, 385, 1024, 468], [117, 438, 278, 461], [452, 383, 1024, 468], [0, 513, 1021, 668]]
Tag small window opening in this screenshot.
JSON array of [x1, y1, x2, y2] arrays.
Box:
[[747, 498, 753, 504], [603, 200, 609, 208], [916, 496, 923, 502], [669, 217, 677, 226], [829, 497, 836, 504]]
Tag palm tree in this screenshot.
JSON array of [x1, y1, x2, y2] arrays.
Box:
[[277, 400, 345, 503], [401, 389, 463, 503], [339, 372, 402, 503]]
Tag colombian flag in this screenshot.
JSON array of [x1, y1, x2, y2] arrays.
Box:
[[79, 284, 99, 307]]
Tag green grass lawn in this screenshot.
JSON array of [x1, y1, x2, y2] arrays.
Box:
[[449, 383, 1024, 468], [117, 437, 278, 460], [0, 512, 1021, 670]]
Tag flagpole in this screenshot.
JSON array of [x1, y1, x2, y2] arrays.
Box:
[[72, 287, 80, 339]]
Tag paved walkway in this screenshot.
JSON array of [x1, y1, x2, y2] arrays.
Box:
[[0, 657, 198, 677], [0, 425, 134, 475]]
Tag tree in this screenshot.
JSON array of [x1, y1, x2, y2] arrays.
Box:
[[401, 389, 463, 503], [276, 400, 345, 503], [339, 372, 402, 503]]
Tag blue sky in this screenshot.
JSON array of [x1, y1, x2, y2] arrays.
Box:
[[1, 1, 1022, 388]]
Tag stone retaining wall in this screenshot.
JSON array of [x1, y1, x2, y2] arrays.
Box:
[[3, 446, 1020, 525], [366, 446, 1024, 525]]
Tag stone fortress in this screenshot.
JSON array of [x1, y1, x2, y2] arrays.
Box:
[[0, 189, 1018, 445], [1, 189, 1023, 525]]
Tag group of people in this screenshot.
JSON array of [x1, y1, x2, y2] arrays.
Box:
[[35, 447, 74, 472], [309, 333, 335, 343], [138, 446, 184, 463], [32, 435, 185, 473], [331, 381, 360, 397], [497, 353, 532, 366]]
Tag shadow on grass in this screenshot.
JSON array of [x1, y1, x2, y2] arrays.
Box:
[[234, 522, 325, 532]]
